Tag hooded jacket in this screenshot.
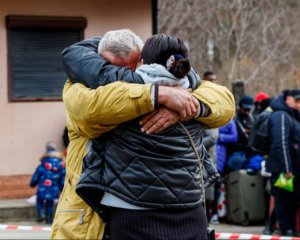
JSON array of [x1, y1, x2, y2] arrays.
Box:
[[266, 94, 300, 175], [30, 151, 65, 200], [216, 119, 238, 173]]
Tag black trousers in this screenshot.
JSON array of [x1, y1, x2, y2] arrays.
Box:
[[107, 205, 208, 240], [272, 174, 300, 232]]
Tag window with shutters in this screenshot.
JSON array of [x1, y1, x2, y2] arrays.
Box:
[[6, 16, 87, 102]]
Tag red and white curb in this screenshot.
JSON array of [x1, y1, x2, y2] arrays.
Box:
[[215, 232, 300, 240], [1, 224, 300, 240], [0, 224, 51, 231]]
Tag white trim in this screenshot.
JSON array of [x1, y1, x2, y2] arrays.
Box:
[[281, 114, 290, 172]]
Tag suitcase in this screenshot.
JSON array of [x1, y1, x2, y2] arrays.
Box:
[[225, 170, 266, 225]]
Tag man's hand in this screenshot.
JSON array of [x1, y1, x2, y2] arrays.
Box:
[[140, 107, 180, 134], [158, 86, 199, 121]]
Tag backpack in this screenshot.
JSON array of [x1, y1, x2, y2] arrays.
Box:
[[227, 151, 247, 170], [248, 110, 272, 154]]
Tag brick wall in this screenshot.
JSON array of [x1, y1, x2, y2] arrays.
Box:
[[0, 175, 36, 199]]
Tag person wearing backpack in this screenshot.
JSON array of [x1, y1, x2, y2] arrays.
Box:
[[235, 95, 255, 149], [266, 89, 300, 236]]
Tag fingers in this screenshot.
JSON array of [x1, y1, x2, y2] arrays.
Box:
[[179, 97, 199, 121], [151, 120, 175, 134], [191, 97, 199, 115], [140, 110, 158, 126], [158, 87, 198, 121], [178, 109, 187, 121], [141, 108, 179, 134], [143, 116, 169, 134]]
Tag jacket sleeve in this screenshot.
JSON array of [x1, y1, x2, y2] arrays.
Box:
[[203, 129, 219, 149], [200, 146, 220, 188], [269, 111, 293, 173], [63, 80, 154, 138], [192, 80, 235, 129], [61, 37, 144, 89], [29, 165, 43, 187], [218, 120, 238, 143]]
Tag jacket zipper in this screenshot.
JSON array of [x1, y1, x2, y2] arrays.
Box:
[[59, 209, 85, 224]]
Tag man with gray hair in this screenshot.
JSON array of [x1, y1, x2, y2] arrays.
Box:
[[98, 29, 144, 71], [62, 29, 203, 120]]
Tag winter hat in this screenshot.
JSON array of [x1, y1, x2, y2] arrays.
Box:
[[46, 141, 57, 151], [239, 95, 254, 110], [255, 92, 270, 102], [287, 89, 300, 100]]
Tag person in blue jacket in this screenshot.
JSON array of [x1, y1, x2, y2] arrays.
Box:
[[30, 142, 65, 224], [216, 119, 238, 174], [266, 89, 300, 236]]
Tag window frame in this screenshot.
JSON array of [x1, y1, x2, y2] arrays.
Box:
[[6, 15, 87, 102]]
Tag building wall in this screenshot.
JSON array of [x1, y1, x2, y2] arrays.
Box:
[[0, 0, 152, 176]]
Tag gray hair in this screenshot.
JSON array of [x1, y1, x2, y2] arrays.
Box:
[[98, 29, 144, 58]]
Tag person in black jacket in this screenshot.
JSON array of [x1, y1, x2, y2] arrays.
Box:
[[75, 32, 217, 240], [226, 95, 254, 171], [235, 95, 255, 149], [266, 89, 300, 236]]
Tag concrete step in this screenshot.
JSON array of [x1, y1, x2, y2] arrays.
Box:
[[0, 199, 36, 222]]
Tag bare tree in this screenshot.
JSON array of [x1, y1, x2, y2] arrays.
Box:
[[158, 0, 300, 95]]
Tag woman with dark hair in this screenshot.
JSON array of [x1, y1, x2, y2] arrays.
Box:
[[140, 34, 190, 76], [76, 33, 219, 240], [135, 34, 197, 90]]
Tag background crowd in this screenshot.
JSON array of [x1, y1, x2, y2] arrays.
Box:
[[203, 71, 300, 237]]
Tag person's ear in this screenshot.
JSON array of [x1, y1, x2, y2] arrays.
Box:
[[136, 57, 144, 68], [139, 57, 144, 65]]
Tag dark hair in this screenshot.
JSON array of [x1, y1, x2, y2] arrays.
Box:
[[260, 98, 272, 112], [140, 34, 191, 78], [282, 89, 290, 99], [203, 71, 215, 79]]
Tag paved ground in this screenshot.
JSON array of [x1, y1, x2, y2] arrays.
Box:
[[0, 199, 282, 239], [0, 221, 267, 239], [0, 221, 50, 239], [213, 223, 264, 234]]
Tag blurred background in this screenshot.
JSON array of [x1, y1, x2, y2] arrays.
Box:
[[0, 1, 299, 237]]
